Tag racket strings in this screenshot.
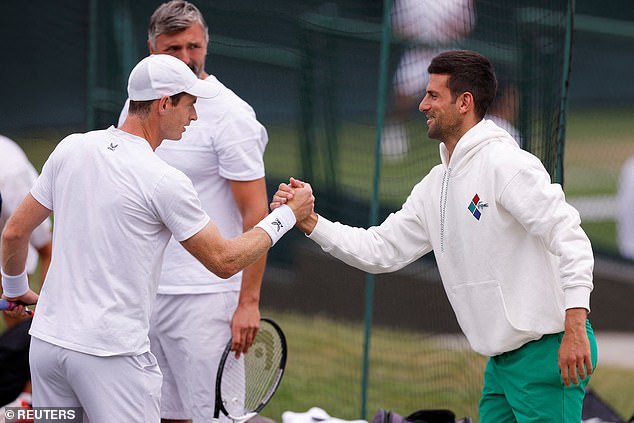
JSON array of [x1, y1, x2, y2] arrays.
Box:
[[220, 323, 285, 417]]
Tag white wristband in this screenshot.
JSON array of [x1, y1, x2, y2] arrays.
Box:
[[255, 205, 296, 246], [1, 267, 29, 298]]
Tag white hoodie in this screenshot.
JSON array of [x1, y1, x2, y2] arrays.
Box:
[[308, 119, 594, 356]]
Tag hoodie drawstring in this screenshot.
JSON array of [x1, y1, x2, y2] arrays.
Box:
[[440, 167, 451, 253]]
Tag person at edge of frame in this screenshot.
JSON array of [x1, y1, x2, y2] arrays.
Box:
[[0, 134, 54, 415]]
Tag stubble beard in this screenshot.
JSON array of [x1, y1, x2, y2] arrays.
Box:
[[427, 118, 461, 144]]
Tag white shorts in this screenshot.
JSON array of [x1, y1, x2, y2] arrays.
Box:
[[149, 292, 239, 422], [29, 337, 162, 423]]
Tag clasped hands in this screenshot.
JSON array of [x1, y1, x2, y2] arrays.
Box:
[[272, 177, 317, 234]]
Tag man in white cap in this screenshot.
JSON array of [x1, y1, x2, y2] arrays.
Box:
[[118, 3, 274, 422], [0, 54, 314, 423]]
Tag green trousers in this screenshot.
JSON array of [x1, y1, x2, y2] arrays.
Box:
[[479, 320, 597, 423]]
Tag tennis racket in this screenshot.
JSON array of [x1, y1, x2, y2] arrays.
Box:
[[0, 299, 33, 316], [213, 317, 287, 423]]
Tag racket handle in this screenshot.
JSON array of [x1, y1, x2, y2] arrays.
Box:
[[0, 299, 33, 316]]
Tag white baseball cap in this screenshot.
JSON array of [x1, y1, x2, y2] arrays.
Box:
[[127, 54, 220, 101]]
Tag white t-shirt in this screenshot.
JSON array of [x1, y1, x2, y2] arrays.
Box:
[[28, 127, 210, 356], [0, 135, 52, 274], [119, 75, 268, 295]]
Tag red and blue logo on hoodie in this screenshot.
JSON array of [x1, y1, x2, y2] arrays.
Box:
[[468, 194, 488, 220]]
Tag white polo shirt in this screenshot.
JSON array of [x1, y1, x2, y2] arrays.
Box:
[[28, 127, 210, 356], [0, 135, 52, 274]]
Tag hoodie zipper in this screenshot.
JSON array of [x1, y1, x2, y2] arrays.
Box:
[[440, 167, 451, 253]]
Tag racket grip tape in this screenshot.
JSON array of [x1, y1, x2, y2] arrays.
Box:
[[0, 299, 33, 315]]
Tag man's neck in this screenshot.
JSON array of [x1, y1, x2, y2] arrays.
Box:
[[442, 118, 482, 162], [119, 115, 161, 151]]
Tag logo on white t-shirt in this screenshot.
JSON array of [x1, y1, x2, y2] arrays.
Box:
[[107, 143, 118, 151]]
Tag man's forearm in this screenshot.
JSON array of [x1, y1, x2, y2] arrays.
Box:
[[238, 254, 266, 307], [1, 231, 30, 276]]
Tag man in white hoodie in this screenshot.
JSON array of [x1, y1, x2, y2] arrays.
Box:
[[272, 50, 596, 423]]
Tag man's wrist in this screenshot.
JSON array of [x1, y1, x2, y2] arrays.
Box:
[[564, 308, 588, 331], [1, 268, 29, 298], [297, 212, 318, 235], [255, 205, 296, 246]]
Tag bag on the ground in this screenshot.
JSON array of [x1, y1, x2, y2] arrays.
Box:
[[370, 408, 471, 423], [582, 387, 633, 423], [0, 319, 32, 406]]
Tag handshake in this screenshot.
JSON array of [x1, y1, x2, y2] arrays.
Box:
[[263, 177, 317, 240]]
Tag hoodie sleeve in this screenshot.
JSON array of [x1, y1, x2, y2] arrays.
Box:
[[308, 180, 434, 274], [498, 155, 594, 311]]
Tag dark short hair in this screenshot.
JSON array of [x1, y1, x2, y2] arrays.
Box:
[[428, 50, 497, 119], [128, 92, 188, 117], [128, 100, 153, 117]]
